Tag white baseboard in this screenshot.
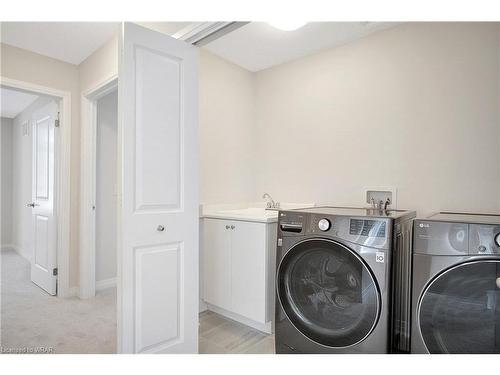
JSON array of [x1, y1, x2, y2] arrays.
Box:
[[1, 244, 31, 262], [205, 302, 272, 334], [0, 244, 16, 252], [96, 277, 117, 291], [66, 286, 79, 298], [199, 300, 208, 313]]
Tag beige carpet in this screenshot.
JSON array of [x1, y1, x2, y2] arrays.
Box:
[[1, 249, 116, 354]]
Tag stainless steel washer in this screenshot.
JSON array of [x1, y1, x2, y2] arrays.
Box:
[[411, 212, 500, 353], [275, 207, 415, 354]]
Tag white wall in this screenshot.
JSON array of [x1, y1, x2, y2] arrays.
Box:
[[79, 34, 118, 93], [95, 90, 118, 283], [1, 43, 80, 286], [199, 50, 256, 204], [254, 22, 500, 215], [10, 96, 55, 261], [1, 117, 14, 246]]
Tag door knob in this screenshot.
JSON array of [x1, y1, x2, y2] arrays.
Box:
[[157, 225, 165, 232], [26, 202, 39, 208]]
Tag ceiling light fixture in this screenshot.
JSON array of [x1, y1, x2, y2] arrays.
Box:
[[268, 21, 308, 31]]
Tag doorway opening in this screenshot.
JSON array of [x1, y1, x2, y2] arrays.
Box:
[[79, 77, 118, 299], [0, 78, 71, 298], [94, 89, 118, 294], [0, 79, 116, 353]]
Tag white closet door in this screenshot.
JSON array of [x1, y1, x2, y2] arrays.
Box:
[[118, 22, 199, 354]]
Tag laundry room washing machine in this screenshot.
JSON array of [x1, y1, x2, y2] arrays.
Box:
[[411, 212, 500, 354], [275, 207, 415, 354]]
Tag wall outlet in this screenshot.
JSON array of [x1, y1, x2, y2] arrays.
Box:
[[364, 186, 397, 209]]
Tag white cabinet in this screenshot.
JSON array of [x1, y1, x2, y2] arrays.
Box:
[[201, 218, 277, 333], [231, 221, 267, 323], [203, 219, 232, 310]]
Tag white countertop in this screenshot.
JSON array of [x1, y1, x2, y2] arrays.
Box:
[[200, 203, 315, 223]]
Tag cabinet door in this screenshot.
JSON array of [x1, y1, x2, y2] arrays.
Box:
[[231, 221, 267, 323], [203, 219, 232, 310]]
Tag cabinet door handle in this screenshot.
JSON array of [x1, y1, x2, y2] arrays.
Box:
[[230, 225, 235, 230]]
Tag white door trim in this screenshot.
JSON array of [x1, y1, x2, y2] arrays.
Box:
[[0, 76, 72, 298], [79, 75, 118, 299]]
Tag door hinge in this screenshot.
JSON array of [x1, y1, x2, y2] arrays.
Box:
[[54, 112, 60, 128], [53, 268, 58, 276]]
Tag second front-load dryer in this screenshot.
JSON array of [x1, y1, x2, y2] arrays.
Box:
[[411, 212, 500, 353]]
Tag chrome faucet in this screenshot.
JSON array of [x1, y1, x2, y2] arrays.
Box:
[[377, 199, 384, 210], [262, 192, 280, 209], [384, 198, 391, 210]]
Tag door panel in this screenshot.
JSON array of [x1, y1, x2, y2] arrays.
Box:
[[119, 23, 198, 354], [30, 101, 58, 295], [231, 221, 266, 323], [135, 243, 182, 353], [34, 215, 49, 269], [134, 46, 182, 211], [202, 219, 231, 310], [418, 260, 500, 353], [35, 117, 50, 199]]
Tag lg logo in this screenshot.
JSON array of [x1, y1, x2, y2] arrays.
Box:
[[376, 252, 385, 263], [419, 223, 430, 228]]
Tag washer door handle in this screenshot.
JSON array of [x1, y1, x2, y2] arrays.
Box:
[[496, 277, 500, 289]]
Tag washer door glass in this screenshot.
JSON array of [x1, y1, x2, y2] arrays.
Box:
[[419, 260, 500, 353], [277, 239, 380, 348]]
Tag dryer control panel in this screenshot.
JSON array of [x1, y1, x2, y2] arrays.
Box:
[[414, 220, 500, 256]]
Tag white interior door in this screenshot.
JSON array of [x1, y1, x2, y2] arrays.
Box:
[[30, 100, 58, 295], [118, 23, 199, 354]]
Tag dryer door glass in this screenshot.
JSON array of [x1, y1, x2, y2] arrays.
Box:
[[419, 260, 500, 353], [277, 239, 381, 348]]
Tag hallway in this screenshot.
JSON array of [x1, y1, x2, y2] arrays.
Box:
[[0, 249, 116, 353]]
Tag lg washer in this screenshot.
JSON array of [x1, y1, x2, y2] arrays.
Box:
[[275, 207, 415, 354]]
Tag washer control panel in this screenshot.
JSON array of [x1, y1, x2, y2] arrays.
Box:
[[278, 211, 305, 237], [318, 218, 331, 231], [306, 214, 390, 249], [349, 219, 387, 238]]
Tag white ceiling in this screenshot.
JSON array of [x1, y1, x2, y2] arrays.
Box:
[[0, 22, 398, 71], [1, 87, 39, 118], [0, 22, 120, 65], [203, 22, 398, 72]]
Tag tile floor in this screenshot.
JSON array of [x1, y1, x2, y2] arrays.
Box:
[[199, 310, 275, 354]]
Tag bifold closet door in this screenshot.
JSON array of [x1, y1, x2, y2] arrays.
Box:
[[118, 22, 199, 354]]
